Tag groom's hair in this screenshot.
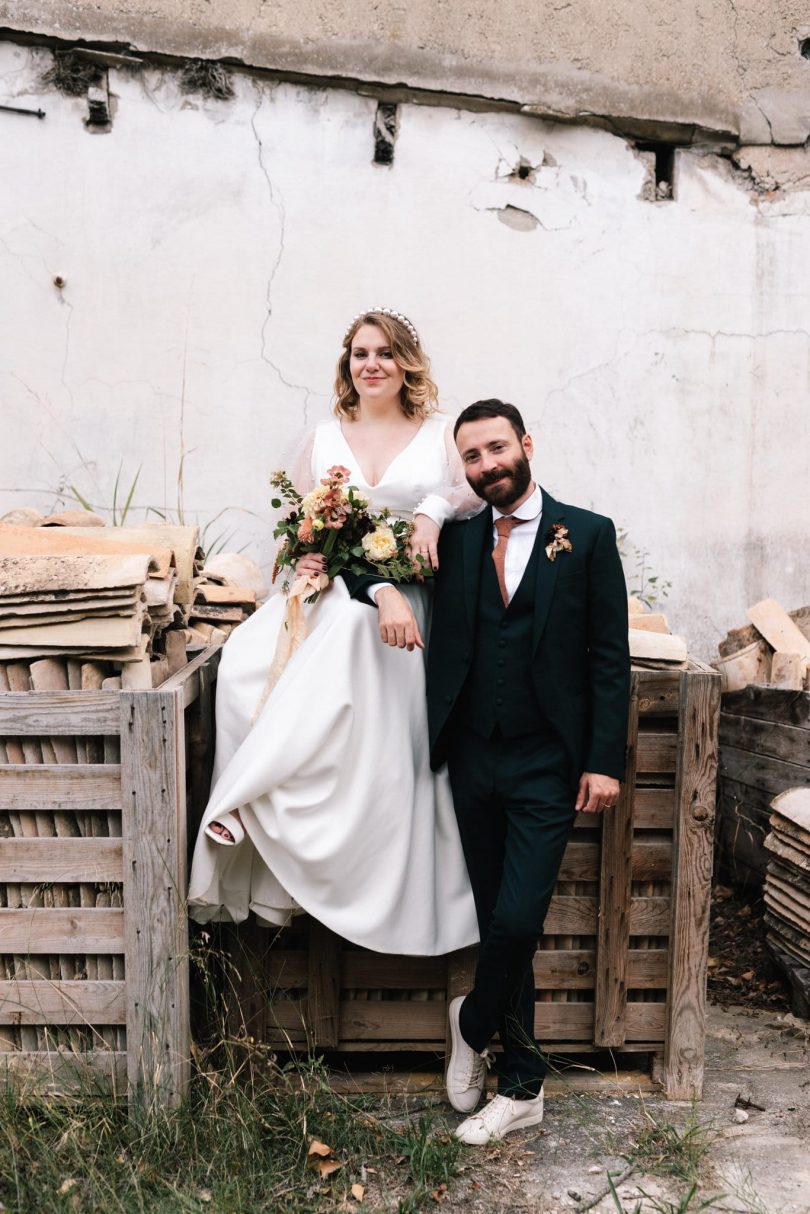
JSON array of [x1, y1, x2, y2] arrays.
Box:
[[454, 399, 527, 441]]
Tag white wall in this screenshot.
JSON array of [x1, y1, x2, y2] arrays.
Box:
[[2, 43, 809, 657]]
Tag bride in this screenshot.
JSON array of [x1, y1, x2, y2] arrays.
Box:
[[188, 308, 480, 955]]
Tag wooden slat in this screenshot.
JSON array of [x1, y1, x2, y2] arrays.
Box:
[[558, 840, 672, 882], [266, 950, 308, 988], [718, 745, 810, 796], [719, 713, 810, 765], [721, 686, 810, 728], [636, 732, 678, 772], [0, 765, 122, 810], [159, 645, 221, 708], [343, 953, 448, 989], [595, 689, 639, 1047], [635, 671, 681, 716], [0, 690, 120, 735], [0, 1050, 127, 1094], [121, 689, 189, 1109], [0, 908, 124, 953], [0, 980, 125, 1025], [664, 668, 720, 1099], [572, 788, 675, 830], [534, 948, 667, 989], [0, 837, 123, 883], [307, 919, 341, 1048]]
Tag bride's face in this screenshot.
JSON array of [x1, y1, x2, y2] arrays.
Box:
[[350, 324, 406, 408]]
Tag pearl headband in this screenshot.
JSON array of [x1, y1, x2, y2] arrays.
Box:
[[345, 307, 419, 346]]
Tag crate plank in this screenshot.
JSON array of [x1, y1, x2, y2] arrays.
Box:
[[121, 689, 189, 1110], [0, 690, 120, 735], [0, 980, 125, 1025], [637, 732, 678, 772], [558, 840, 671, 882], [307, 919, 341, 1047], [0, 837, 123, 883], [721, 687, 810, 728], [0, 908, 124, 953], [595, 689, 639, 1047], [0, 765, 122, 810], [664, 669, 720, 1099], [719, 714, 810, 765], [0, 1050, 127, 1094], [535, 949, 667, 989], [636, 671, 681, 717], [719, 746, 810, 795]]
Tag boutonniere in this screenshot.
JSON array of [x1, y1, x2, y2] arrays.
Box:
[[545, 522, 573, 562]]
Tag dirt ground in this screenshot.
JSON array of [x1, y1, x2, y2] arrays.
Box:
[[415, 1002, 809, 1214], [373, 884, 810, 1213]]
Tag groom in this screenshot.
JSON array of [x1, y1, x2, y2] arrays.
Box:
[[428, 399, 629, 1144], [356, 399, 630, 1145]]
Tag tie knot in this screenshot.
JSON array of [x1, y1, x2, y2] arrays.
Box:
[[495, 516, 523, 538]]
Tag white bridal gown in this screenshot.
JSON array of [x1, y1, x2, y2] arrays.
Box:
[[188, 413, 480, 955]]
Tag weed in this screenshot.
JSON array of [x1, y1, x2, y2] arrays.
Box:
[[607, 1174, 724, 1214], [624, 1100, 714, 1182]]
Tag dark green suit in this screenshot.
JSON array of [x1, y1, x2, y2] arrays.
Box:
[[347, 487, 629, 1096], [429, 488, 629, 1096]]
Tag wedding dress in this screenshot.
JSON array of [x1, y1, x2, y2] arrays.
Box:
[[188, 413, 480, 955]]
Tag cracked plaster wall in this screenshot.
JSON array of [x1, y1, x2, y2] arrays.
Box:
[[1, 41, 809, 658], [5, 1, 810, 143]]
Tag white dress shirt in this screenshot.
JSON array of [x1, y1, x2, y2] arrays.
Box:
[[492, 483, 544, 604]]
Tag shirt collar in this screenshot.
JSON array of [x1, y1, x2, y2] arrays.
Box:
[[492, 483, 543, 524]]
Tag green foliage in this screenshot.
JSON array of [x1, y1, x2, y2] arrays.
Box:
[[607, 1174, 724, 1214], [616, 527, 672, 609], [624, 1101, 714, 1183]]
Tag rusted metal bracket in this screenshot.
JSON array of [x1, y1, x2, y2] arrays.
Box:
[[0, 103, 45, 119]]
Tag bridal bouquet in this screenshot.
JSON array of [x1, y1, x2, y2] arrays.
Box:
[[270, 464, 428, 604]]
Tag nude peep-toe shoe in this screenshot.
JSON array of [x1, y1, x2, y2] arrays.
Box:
[[204, 812, 245, 847]]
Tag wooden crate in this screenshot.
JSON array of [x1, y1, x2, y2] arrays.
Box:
[[227, 660, 720, 1100], [716, 686, 810, 886], [0, 647, 219, 1107]]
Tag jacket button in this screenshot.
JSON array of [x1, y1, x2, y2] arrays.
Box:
[[445, 694, 453, 703], [498, 640, 506, 649], [497, 658, 505, 668], [497, 678, 505, 686], [495, 697, 503, 706], [463, 651, 470, 661]]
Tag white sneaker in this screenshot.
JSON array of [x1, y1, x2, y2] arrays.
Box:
[[455, 1090, 544, 1145], [445, 995, 490, 1113]]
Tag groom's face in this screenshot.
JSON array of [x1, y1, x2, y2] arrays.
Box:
[[456, 417, 534, 510]]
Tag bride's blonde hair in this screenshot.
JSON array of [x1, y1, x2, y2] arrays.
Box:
[[333, 311, 439, 421]]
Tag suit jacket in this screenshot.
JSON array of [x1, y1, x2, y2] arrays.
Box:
[[344, 486, 630, 782], [426, 488, 630, 779]]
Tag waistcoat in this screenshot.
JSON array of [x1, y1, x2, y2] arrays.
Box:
[[463, 521, 544, 738]]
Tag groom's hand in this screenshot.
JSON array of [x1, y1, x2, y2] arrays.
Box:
[[576, 772, 620, 814], [375, 586, 425, 652]]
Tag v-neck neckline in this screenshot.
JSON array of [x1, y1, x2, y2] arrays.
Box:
[[337, 418, 426, 489]]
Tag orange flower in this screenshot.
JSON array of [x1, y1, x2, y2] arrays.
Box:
[[298, 516, 314, 543]]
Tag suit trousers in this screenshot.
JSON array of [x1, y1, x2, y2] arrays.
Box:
[[447, 724, 577, 1098]]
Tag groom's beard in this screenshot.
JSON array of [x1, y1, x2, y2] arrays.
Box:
[[467, 453, 533, 510]]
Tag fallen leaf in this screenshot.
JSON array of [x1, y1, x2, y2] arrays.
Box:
[[308, 1140, 333, 1158], [57, 1179, 78, 1196], [316, 1160, 343, 1179], [431, 1182, 448, 1202], [741, 970, 755, 980], [351, 1183, 365, 1201], [198, 1190, 213, 1204]]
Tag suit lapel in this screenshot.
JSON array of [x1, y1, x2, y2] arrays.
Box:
[[532, 487, 564, 652], [462, 506, 491, 634]]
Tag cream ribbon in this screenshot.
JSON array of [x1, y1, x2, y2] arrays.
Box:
[[250, 572, 330, 725]]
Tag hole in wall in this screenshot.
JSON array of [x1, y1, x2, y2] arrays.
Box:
[[373, 102, 398, 166], [635, 141, 677, 201], [800, 38, 810, 60]]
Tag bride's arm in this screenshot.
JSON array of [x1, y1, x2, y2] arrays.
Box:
[[413, 422, 483, 528], [409, 422, 483, 568]]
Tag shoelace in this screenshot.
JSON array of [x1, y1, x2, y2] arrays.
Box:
[[463, 1046, 493, 1086]]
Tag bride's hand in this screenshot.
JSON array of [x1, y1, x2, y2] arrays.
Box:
[[375, 586, 425, 651], [295, 553, 328, 578], [409, 514, 440, 573]]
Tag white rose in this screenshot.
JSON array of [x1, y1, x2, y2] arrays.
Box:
[[362, 525, 398, 562]]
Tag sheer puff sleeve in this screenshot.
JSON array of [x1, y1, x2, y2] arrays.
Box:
[[414, 420, 483, 526], [289, 429, 317, 495]]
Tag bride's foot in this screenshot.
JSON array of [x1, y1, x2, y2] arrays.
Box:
[[204, 811, 245, 847]]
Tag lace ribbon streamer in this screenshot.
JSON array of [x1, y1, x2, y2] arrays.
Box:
[[250, 572, 330, 725]]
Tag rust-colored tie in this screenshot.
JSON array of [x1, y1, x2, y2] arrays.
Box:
[[492, 516, 526, 607]]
